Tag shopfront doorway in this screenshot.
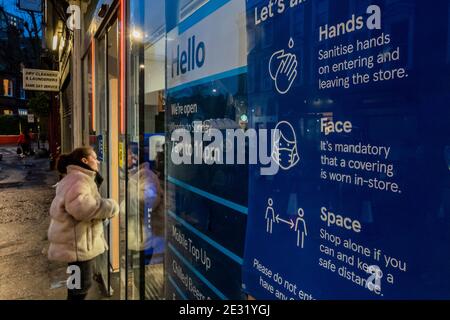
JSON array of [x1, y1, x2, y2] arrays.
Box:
[[90, 13, 121, 297]]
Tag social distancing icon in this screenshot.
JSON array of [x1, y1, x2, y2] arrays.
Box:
[[264, 198, 307, 249]]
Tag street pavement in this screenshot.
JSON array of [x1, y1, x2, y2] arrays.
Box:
[[0, 145, 67, 300], [0, 146, 115, 300]]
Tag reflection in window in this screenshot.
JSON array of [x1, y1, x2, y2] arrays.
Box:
[[127, 0, 166, 300], [180, 0, 209, 21]]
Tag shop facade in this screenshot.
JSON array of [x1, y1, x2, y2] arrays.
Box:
[[49, 0, 450, 300], [78, 0, 169, 299], [72, 0, 248, 300]]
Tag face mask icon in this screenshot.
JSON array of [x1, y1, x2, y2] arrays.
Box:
[[272, 121, 300, 170]]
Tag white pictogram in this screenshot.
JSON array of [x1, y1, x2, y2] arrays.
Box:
[[265, 198, 276, 234], [272, 121, 300, 170], [269, 38, 298, 94], [264, 198, 307, 249], [294, 208, 307, 249], [265, 198, 293, 235]]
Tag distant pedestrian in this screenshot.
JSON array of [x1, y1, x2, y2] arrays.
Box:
[[27, 129, 35, 156], [18, 129, 33, 156], [47, 147, 118, 300], [17, 131, 27, 156]]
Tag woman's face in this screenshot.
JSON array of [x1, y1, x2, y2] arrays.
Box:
[[83, 151, 100, 172]]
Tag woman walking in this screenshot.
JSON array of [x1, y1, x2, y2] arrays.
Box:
[[47, 147, 119, 300]]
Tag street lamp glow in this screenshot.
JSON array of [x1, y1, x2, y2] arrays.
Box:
[[132, 29, 143, 40]]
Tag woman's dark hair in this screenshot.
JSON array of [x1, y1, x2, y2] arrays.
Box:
[[57, 147, 94, 174]]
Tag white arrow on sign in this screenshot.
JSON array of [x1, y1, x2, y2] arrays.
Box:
[[276, 215, 294, 229]]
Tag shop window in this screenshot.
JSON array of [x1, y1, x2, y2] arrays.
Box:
[[3, 79, 13, 97], [127, 0, 167, 300], [165, 0, 249, 301], [82, 43, 94, 146]]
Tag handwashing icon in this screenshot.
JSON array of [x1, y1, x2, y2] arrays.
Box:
[[269, 38, 298, 94]]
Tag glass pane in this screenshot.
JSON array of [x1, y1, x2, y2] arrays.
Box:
[[82, 47, 93, 146], [165, 0, 249, 300], [93, 33, 110, 293], [96, 35, 109, 199], [127, 0, 166, 300], [107, 18, 121, 293]]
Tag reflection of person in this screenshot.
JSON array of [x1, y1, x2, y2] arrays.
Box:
[[294, 209, 307, 248], [122, 145, 164, 299], [125, 161, 164, 252], [122, 144, 164, 251], [48, 147, 119, 300], [154, 143, 165, 179], [265, 198, 276, 234]]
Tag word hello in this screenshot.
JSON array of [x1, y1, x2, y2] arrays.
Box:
[[171, 35, 205, 78], [319, 5, 381, 42]]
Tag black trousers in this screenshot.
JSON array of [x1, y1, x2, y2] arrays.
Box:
[[67, 259, 94, 300]]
